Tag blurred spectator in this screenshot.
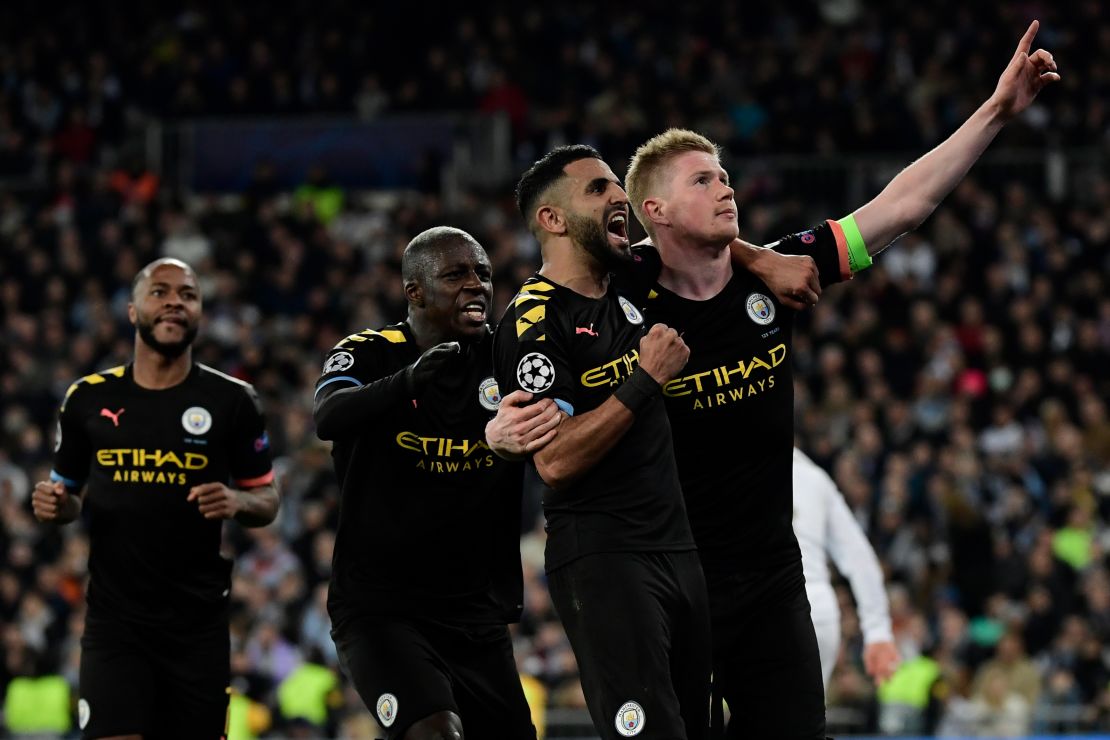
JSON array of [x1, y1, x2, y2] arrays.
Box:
[[0, 2, 1107, 735]]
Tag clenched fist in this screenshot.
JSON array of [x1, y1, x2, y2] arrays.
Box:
[[31, 480, 75, 523], [637, 324, 689, 385]]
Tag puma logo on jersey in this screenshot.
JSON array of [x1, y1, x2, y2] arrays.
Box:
[[100, 408, 125, 427], [575, 325, 599, 337]]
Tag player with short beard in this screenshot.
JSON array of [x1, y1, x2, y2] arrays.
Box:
[[32, 257, 279, 740], [314, 227, 543, 740], [493, 145, 709, 740], [493, 21, 1059, 739]]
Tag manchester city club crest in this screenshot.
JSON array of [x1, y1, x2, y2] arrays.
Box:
[[745, 292, 775, 325], [376, 693, 397, 727], [181, 406, 213, 435], [615, 700, 645, 736], [618, 296, 643, 325], [478, 376, 502, 411]]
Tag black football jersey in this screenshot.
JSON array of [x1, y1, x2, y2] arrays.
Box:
[[51, 363, 274, 623], [315, 322, 524, 624], [643, 221, 851, 573], [493, 250, 696, 573]]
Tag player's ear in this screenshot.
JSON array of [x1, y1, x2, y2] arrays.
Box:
[[127, 302, 137, 326], [642, 196, 669, 230], [535, 205, 566, 237], [404, 279, 424, 307]]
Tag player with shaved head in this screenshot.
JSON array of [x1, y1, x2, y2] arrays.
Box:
[[314, 227, 544, 739]]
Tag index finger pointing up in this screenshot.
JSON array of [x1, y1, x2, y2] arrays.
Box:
[[1017, 20, 1039, 56]]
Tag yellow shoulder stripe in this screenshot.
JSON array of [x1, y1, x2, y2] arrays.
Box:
[[335, 328, 407, 348], [648, 289, 658, 299], [516, 304, 546, 338], [63, 366, 126, 404], [523, 280, 555, 293], [513, 292, 550, 308], [378, 329, 406, 343]]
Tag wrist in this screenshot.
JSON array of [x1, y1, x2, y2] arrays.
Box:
[[614, 367, 662, 415]]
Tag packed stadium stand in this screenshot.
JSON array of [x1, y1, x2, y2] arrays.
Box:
[[0, 2, 1107, 737]]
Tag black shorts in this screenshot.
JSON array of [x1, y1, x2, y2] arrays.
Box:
[[330, 614, 536, 740], [548, 550, 711, 740], [79, 608, 230, 740], [706, 561, 825, 739]]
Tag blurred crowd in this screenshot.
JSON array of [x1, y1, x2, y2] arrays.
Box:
[[1, 1, 1109, 737]]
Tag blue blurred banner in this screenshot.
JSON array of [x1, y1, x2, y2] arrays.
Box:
[[184, 115, 458, 191]]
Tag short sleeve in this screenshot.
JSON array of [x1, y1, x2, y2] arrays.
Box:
[[229, 384, 275, 489], [313, 330, 395, 401], [51, 385, 92, 490], [493, 282, 578, 416]]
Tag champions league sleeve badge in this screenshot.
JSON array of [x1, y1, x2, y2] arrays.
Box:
[[323, 351, 355, 374], [517, 353, 555, 394]]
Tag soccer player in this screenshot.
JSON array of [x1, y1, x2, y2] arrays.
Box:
[[313, 227, 545, 740], [494, 145, 712, 740], [792, 447, 898, 691], [493, 21, 1058, 738], [32, 257, 280, 740]]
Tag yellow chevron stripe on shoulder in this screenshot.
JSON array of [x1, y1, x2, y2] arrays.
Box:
[[63, 366, 126, 404], [513, 292, 550, 308], [377, 329, 406, 343], [522, 280, 555, 293], [648, 289, 658, 299], [516, 304, 546, 338], [336, 328, 407, 348]]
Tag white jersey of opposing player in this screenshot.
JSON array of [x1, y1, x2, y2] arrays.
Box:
[[793, 447, 893, 688]]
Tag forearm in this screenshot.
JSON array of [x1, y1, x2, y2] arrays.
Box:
[[233, 484, 280, 527], [56, 492, 83, 524], [854, 99, 1006, 254], [313, 370, 409, 440], [728, 239, 768, 267], [534, 396, 633, 489], [534, 368, 659, 489]]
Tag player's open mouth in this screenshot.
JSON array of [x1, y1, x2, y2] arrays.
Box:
[[460, 301, 487, 323], [157, 315, 188, 327], [606, 210, 629, 246]]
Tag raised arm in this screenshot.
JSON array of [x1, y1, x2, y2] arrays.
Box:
[[849, 21, 1059, 257]]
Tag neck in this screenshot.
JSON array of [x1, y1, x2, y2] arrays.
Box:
[[538, 237, 610, 298], [406, 313, 454, 352], [132, 341, 192, 389], [655, 230, 733, 300]]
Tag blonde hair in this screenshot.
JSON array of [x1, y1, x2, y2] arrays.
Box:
[[625, 129, 721, 238]]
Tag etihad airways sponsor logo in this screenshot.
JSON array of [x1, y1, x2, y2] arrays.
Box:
[[96, 448, 209, 469], [664, 343, 787, 410], [395, 432, 496, 474], [581, 349, 640, 388], [94, 447, 209, 485]]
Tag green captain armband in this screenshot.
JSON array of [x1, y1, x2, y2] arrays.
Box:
[[837, 214, 872, 273]]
